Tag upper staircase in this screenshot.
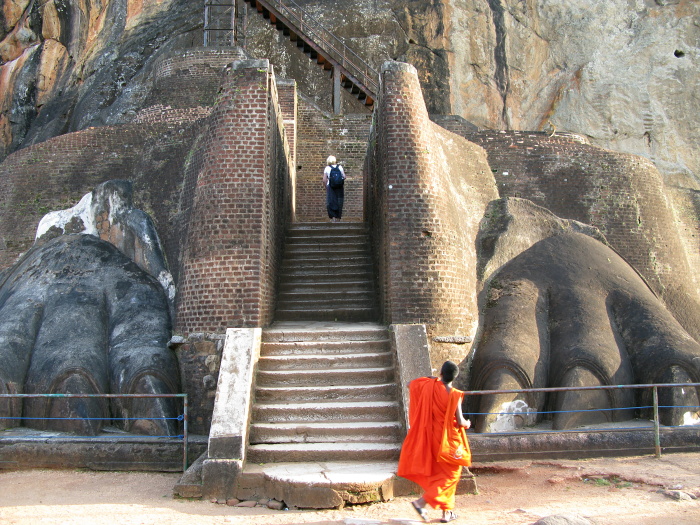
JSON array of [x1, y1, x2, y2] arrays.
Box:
[[275, 222, 379, 322], [242, 0, 378, 108], [204, 0, 378, 107]]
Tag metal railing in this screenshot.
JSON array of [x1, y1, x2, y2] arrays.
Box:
[[204, 1, 236, 47], [259, 0, 379, 97], [204, 0, 380, 100], [464, 382, 700, 458], [0, 393, 189, 471]]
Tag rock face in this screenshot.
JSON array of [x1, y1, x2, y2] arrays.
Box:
[[443, 0, 700, 223], [1, 1, 696, 190], [0, 0, 202, 159]]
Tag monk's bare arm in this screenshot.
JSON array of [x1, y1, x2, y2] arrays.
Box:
[[455, 404, 471, 428]]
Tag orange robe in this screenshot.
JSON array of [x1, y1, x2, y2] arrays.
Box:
[[397, 377, 466, 511]]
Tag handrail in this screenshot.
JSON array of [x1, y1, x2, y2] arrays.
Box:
[[204, 0, 379, 101], [464, 382, 700, 458], [260, 0, 379, 97]]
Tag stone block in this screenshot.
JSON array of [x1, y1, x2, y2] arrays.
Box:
[[201, 458, 243, 501], [208, 328, 261, 460]]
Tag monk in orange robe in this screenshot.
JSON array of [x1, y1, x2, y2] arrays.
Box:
[[398, 361, 471, 523]]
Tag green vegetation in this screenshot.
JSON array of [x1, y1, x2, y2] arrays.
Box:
[[583, 475, 633, 489]]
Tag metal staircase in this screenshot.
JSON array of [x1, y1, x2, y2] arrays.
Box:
[[204, 0, 379, 110]]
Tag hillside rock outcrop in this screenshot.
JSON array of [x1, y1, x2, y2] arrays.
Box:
[[1, 1, 696, 191]]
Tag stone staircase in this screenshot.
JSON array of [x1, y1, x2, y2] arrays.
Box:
[[248, 322, 402, 462], [241, 0, 378, 107], [275, 222, 378, 322], [233, 222, 408, 508], [236, 321, 406, 508]]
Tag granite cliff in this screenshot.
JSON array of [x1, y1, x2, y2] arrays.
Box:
[[1, 0, 697, 190]]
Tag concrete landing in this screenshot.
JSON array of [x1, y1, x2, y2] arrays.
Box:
[[234, 461, 477, 509]]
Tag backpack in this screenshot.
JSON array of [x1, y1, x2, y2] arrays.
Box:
[[329, 165, 344, 189]]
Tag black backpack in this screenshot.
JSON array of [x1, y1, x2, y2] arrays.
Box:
[[329, 165, 344, 189]]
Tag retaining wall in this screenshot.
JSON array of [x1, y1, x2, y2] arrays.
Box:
[[366, 61, 498, 367], [174, 59, 292, 335]]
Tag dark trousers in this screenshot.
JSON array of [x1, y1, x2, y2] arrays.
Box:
[[326, 185, 344, 219]]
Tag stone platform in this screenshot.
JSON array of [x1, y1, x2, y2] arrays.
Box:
[[234, 460, 476, 509], [0, 427, 207, 471]]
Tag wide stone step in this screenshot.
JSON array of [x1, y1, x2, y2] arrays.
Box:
[[258, 352, 393, 371], [280, 257, 372, 279], [280, 267, 372, 284], [281, 255, 371, 267], [287, 223, 368, 235], [283, 252, 370, 264], [256, 367, 394, 387], [277, 290, 374, 301], [255, 383, 397, 403], [284, 234, 369, 245], [234, 461, 424, 508], [249, 421, 402, 444], [284, 235, 370, 247], [261, 339, 390, 356], [283, 246, 370, 258], [246, 442, 402, 463], [278, 280, 374, 293], [276, 297, 376, 312], [253, 401, 400, 423], [276, 289, 374, 303], [279, 278, 372, 289], [274, 307, 378, 322], [282, 254, 370, 266], [262, 323, 388, 342]]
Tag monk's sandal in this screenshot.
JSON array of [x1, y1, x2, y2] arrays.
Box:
[[441, 510, 458, 523]]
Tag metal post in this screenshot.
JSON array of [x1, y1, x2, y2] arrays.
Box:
[[333, 66, 341, 115], [232, 0, 238, 46], [653, 386, 661, 458], [204, 2, 210, 47], [183, 394, 189, 472]]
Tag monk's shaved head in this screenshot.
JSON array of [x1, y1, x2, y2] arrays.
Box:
[[440, 361, 459, 383]]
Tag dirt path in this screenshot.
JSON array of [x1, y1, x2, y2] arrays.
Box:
[[2, 454, 700, 524]]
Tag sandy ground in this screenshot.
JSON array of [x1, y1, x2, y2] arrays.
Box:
[[1, 454, 700, 525]]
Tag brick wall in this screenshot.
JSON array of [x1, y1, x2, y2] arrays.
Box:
[[0, 51, 294, 433], [0, 121, 201, 276], [277, 79, 297, 219], [295, 96, 371, 222], [145, 48, 249, 110], [461, 130, 700, 342], [175, 59, 292, 335], [365, 62, 498, 367]]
